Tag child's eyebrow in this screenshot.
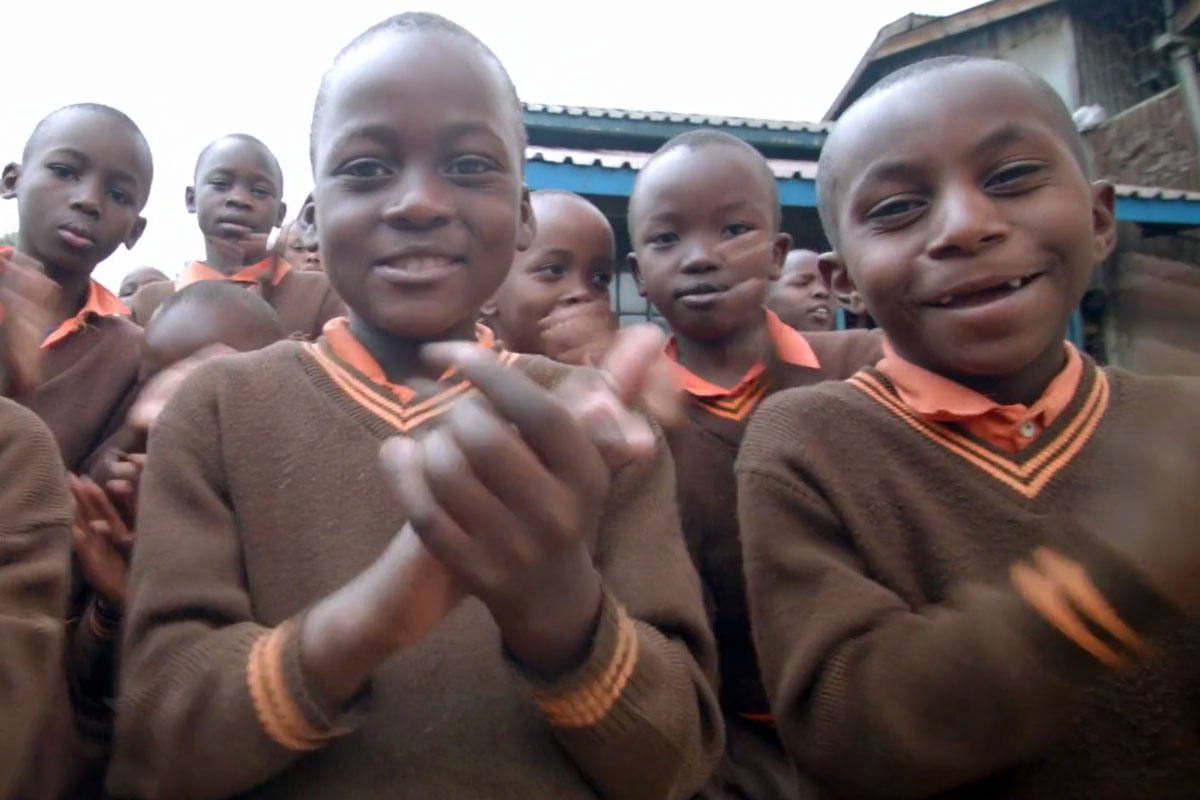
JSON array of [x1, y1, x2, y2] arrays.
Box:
[[851, 159, 926, 195], [969, 121, 1044, 159], [42, 146, 89, 164]]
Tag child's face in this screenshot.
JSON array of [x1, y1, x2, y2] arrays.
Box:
[[188, 138, 285, 253], [824, 63, 1116, 377], [311, 32, 533, 339], [488, 194, 614, 354], [769, 250, 834, 332], [2, 109, 149, 277], [630, 145, 789, 342]]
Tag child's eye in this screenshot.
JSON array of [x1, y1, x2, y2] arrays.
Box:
[[339, 159, 391, 179], [535, 264, 566, 280], [251, 187, 274, 198], [209, 180, 231, 191], [648, 231, 678, 247], [106, 189, 132, 206], [985, 162, 1045, 190], [723, 222, 753, 237], [48, 164, 78, 180], [866, 196, 926, 222], [445, 156, 498, 176], [591, 271, 613, 290]]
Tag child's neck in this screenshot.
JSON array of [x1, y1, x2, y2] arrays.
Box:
[[44, 264, 93, 324], [348, 313, 480, 385], [952, 339, 1068, 407], [674, 314, 769, 390], [203, 240, 265, 276]]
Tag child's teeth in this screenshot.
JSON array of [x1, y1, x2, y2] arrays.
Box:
[[1007, 278, 1023, 289], [937, 295, 954, 306]]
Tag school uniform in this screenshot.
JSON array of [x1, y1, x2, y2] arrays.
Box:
[[0, 246, 141, 799], [0, 399, 72, 800], [108, 318, 723, 800], [664, 310, 880, 800], [127, 254, 343, 339], [737, 340, 1200, 799], [1, 248, 142, 475]]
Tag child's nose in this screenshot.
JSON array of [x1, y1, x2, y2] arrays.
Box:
[[927, 187, 1010, 259], [70, 178, 103, 217], [681, 238, 721, 274], [384, 170, 453, 229]]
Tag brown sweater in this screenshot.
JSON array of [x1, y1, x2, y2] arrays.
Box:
[[15, 315, 142, 474], [127, 270, 344, 340], [737, 356, 1200, 799], [0, 399, 72, 800], [667, 329, 880, 800], [109, 338, 723, 800], [12, 300, 142, 799]]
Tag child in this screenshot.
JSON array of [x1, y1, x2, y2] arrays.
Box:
[[280, 192, 323, 273], [482, 190, 616, 365], [1, 103, 151, 474], [0, 102, 155, 799], [117, 266, 167, 305], [766, 249, 835, 332], [0, 253, 72, 800], [109, 13, 721, 800], [738, 56, 1200, 799], [627, 130, 880, 800], [127, 135, 342, 338]]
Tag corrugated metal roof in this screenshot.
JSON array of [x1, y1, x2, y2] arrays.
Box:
[[523, 103, 831, 134], [526, 146, 819, 180]]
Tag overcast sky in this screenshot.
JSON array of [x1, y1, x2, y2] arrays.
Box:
[[1, 0, 977, 290]]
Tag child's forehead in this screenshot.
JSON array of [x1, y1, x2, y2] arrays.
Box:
[[832, 64, 1070, 186], [316, 31, 521, 155], [633, 145, 774, 218], [28, 110, 151, 181], [198, 138, 280, 179]]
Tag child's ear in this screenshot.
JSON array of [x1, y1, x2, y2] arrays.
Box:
[[1, 163, 21, 199], [1091, 181, 1118, 263], [479, 296, 499, 322], [627, 252, 646, 298], [516, 186, 536, 252], [275, 201, 288, 228], [300, 195, 317, 229], [770, 233, 793, 282], [184, 186, 197, 214], [124, 217, 147, 250], [819, 251, 860, 312]]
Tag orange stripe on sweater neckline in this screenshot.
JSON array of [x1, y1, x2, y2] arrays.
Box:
[[849, 367, 1109, 499]]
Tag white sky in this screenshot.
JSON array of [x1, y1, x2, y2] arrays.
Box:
[[1, 0, 978, 291]]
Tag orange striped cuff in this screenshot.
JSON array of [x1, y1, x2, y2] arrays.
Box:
[[246, 623, 351, 752], [1011, 546, 1150, 670], [531, 592, 640, 729]]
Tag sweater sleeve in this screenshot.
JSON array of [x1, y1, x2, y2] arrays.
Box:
[[517, 432, 724, 800], [109, 373, 356, 800], [736, 394, 1177, 799], [0, 404, 72, 798]]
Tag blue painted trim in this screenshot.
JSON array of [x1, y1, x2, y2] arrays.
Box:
[[1115, 196, 1200, 226], [528, 160, 1200, 226], [527, 160, 819, 207]]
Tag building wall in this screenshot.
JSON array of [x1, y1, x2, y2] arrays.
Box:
[[1085, 88, 1199, 191], [1070, 0, 1174, 118], [841, 6, 1082, 113]]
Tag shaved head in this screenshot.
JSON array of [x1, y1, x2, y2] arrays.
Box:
[[23, 103, 153, 185], [194, 133, 282, 186]]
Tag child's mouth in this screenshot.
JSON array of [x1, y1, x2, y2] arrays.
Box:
[[926, 272, 1044, 310], [57, 224, 96, 250], [676, 283, 729, 309]]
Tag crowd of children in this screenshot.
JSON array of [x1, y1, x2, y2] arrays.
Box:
[[0, 10, 1196, 800]]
